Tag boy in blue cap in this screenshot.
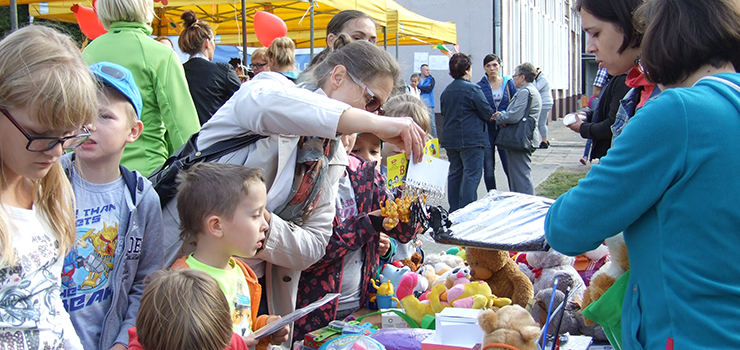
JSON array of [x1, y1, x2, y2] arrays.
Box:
[[61, 62, 163, 350]]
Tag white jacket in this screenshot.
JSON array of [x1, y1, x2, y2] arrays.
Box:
[[162, 72, 350, 334]]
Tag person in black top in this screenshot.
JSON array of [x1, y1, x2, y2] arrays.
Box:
[[179, 10, 241, 125]]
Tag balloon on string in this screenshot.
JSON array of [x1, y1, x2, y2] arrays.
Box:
[[72, 0, 107, 40], [254, 11, 288, 47]]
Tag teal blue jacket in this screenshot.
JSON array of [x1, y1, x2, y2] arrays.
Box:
[[545, 73, 740, 350], [84, 22, 200, 176]]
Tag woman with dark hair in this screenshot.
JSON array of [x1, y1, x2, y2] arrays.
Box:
[[546, 0, 740, 348], [477, 53, 515, 190], [493, 62, 541, 195], [440, 53, 493, 212], [307, 10, 377, 68], [179, 10, 241, 125]]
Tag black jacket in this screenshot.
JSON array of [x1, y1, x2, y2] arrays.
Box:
[[183, 58, 241, 125], [581, 73, 630, 160]]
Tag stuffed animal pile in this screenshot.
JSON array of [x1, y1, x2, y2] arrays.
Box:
[[478, 305, 541, 350], [466, 247, 534, 307]]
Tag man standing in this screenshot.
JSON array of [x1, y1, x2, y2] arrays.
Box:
[[418, 64, 437, 138]]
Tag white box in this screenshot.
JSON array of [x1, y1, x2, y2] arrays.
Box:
[[433, 308, 484, 348], [381, 309, 409, 328]]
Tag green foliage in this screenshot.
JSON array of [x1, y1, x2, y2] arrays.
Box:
[[536, 167, 588, 200], [1, 5, 85, 45]]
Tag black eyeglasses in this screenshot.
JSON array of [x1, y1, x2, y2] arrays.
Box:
[[249, 62, 268, 69], [347, 72, 385, 115], [1, 108, 90, 152]]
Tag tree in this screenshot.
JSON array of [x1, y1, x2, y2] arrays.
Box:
[[1, 5, 85, 45]]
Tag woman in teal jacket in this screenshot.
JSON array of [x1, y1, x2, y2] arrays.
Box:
[[84, 0, 200, 176], [545, 0, 740, 349]]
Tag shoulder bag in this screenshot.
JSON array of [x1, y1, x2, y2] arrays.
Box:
[[495, 88, 537, 153]]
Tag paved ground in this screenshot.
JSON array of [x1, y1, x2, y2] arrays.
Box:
[[421, 117, 591, 255]]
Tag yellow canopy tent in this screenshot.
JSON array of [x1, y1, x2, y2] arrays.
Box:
[[380, 0, 456, 47]]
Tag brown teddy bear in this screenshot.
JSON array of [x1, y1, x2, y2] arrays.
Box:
[[466, 247, 534, 307], [397, 251, 423, 272], [478, 305, 541, 350]]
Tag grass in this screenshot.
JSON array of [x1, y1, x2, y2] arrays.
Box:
[[535, 167, 588, 200]]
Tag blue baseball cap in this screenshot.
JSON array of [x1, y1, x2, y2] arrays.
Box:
[[89, 62, 143, 119]]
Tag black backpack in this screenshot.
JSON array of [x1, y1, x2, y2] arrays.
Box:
[[148, 132, 267, 208]]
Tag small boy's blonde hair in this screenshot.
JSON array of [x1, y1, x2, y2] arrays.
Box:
[[383, 93, 432, 136], [176, 163, 265, 242], [137, 269, 232, 350], [98, 86, 138, 126]]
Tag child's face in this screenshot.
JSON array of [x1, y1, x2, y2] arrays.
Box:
[[76, 92, 142, 165], [352, 133, 382, 170], [222, 182, 269, 258], [410, 77, 419, 88], [0, 106, 74, 181]]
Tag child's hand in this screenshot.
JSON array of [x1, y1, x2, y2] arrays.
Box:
[[378, 233, 391, 256], [266, 315, 290, 345], [242, 334, 259, 347]]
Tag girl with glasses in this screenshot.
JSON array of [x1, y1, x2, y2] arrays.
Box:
[[160, 33, 425, 344], [0, 26, 98, 350]]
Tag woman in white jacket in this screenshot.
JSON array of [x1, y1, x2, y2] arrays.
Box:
[[162, 37, 424, 345]]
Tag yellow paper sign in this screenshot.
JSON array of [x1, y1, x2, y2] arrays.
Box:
[[424, 138, 441, 158], [386, 153, 408, 188]]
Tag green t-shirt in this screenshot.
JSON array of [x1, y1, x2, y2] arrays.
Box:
[[186, 254, 253, 336]]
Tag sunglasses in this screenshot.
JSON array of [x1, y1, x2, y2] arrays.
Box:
[[249, 62, 268, 69], [347, 72, 385, 115], [1, 108, 90, 152]]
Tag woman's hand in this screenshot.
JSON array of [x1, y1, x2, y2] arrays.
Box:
[[568, 117, 583, 132], [491, 112, 501, 122], [378, 232, 391, 257]]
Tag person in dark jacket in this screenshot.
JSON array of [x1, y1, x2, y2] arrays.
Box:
[[568, 73, 630, 160], [477, 54, 517, 190], [179, 10, 241, 125], [440, 53, 494, 212]]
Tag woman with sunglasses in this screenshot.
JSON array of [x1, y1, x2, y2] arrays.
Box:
[[160, 34, 425, 341], [546, 0, 740, 348], [440, 53, 494, 212], [0, 26, 98, 349]]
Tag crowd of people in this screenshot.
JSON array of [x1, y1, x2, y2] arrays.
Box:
[[1, 0, 739, 349]]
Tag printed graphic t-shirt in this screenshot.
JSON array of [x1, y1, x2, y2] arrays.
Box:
[[186, 254, 253, 337], [335, 174, 363, 312], [62, 167, 128, 350], [0, 205, 82, 350]]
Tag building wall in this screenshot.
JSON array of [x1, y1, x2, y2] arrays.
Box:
[[386, 0, 582, 120]]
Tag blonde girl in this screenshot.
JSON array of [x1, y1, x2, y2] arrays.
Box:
[[0, 26, 97, 349], [380, 93, 432, 164]]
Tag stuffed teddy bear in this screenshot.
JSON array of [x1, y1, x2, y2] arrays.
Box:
[[478, 305, 541, 350], [582, 233, 629, 325], [396, 251, 423, 272], [519, 248, 586, 304], [425, 252, 464, 272], [528, 286, 608, 343], [466, 247, 534, 307]]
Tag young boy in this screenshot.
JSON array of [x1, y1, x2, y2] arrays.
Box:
[[171, 163, 290, 349], [61, 61, 163, 350]]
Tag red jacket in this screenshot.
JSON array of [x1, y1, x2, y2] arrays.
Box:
[[127, 328, 249, 350]]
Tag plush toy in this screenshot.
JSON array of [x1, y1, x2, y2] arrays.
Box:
[[466, 247, 534, 308], [478, 305, 541, 350], [425, 252, 464, 272], [582, 233, 629, 325], [445, 246, 467, 261], [528, 287, 608, 343], [397, 251, 423, 272], [574, 244, 610, 287], [379, 264, 412, 298], [520, 248, 586, 304], [432, 265, 472, 288], [416, 264, 439, 292]]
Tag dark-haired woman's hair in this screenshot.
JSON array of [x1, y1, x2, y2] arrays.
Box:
[[228, 57, 241, 69], [575, 0, 643, 53], [483, 54, 502, 67], [448, 53, 472, 79], [300, 33, 400, 93], [636, 0, 740, 86], [178, 10, 212, 55], [307, 10, 375, 68]]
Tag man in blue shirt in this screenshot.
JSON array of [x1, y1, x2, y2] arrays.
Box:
[[418, 64, 437, 138]]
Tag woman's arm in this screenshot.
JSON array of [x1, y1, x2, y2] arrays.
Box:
[[158, 51, 201, 154], [472, 86, 495, 122], [496, 88, 530, 124], [579, 75, 630, 140]]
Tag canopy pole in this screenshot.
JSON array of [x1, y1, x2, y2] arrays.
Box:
[[383, 26, 387, 50], [242, 0, 247, 66], [310, 0, 314, 59], [9, 0, 18, 32], [395, 32, 399, 60]]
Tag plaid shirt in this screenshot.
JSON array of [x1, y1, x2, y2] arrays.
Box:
[[593, 67, 610, 87]]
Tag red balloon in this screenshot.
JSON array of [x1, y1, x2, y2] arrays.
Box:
[[254, 11, 288, 47], [72, 3, 107, 40]]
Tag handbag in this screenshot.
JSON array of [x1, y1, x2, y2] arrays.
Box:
[[148, 132, 266, 208], [495, 89, 536, 153]]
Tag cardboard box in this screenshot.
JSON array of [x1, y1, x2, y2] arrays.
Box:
[[380, 309, 409, 329], [434, 308, 484, 347]]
